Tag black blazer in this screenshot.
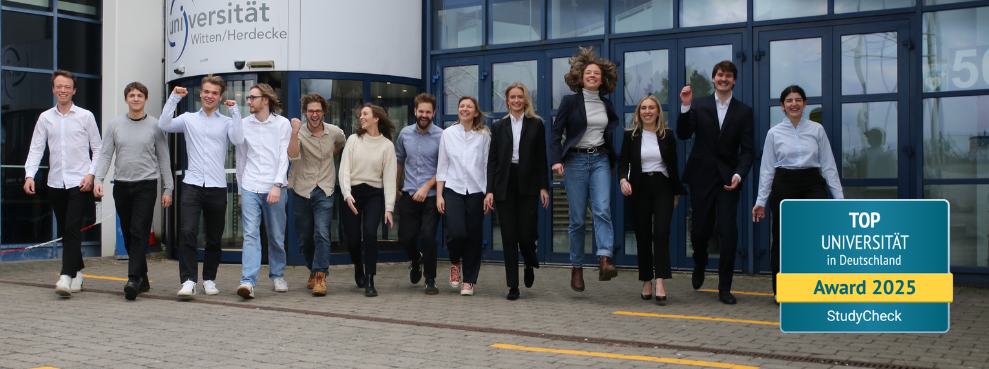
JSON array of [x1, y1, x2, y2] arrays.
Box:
[[550, 93, 620, 168], [487, 115, 550, 201], [675, 94, 755, 188], [618, 129, 688, 197]]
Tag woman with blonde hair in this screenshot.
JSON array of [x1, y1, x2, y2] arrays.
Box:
[[549, 46, 621, 291], [485, 82, 549, 300], [437, 96, 491, 296], [618, 95, 687, 303]]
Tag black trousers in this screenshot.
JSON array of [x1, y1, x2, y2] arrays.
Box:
[[342, 184, 385, 275], [444, 188, 484, 285], [632, 173, 675, 281], [770, 168, 828, 295], [178, 183, 227, 283], [49, 186, 86, 276], [495, 164, 540, 288], [399, 193, 440, 280], [113, 180, 157, 282], [689, 180, 741, 293]]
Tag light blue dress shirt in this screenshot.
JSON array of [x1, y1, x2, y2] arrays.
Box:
[[395, 123, 443, 197], [159, 92, 244, 188], [756, 118, 843, 207]]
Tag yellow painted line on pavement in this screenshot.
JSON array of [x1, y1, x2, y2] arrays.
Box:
[[698, 289, 774, 296], [491, 343, 759, 369], [55, 273, 151, 282], [31, 367, 60, 369], [613, 311, 780, 326]]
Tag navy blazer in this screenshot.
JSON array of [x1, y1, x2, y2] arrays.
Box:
[[550, 93, 620, 168], [486, 115, 550, 201], [675, 94, 755, 188], [618, 128, 688, 196]]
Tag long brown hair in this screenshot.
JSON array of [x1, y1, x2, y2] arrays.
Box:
[[563, 46, 618, 95], [250, 83, 281, 113], [629, 95, 666, 139], [457, 96, 490, 133], [502, 82, 541, 120], [355, 103, 395, 140]]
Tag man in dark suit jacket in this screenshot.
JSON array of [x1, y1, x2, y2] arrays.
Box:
[[675, 60, 754, 305], [486, 108, 549, 300]]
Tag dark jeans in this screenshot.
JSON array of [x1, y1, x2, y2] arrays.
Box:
[[293, 187, 334, 274], [444, 188, 484, 285], [49, 186, 85, 276], [113, 180, 157, 282], [342, 184, 385, 275], [769, 168, 828, 295], [495, 164, 540, 288], [689, 180, 741, 293], [632, 173, 675, 281], [178, 183, 227, 283], [399, 193, 440, 280]]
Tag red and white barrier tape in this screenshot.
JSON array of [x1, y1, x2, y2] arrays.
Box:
[[0, 212, 116, 255]]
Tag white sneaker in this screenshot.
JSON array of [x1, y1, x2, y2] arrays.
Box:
[[177, 280, 197, 298], [237, 282, 255, 299], [273, 277, 288, 292], [203, 280, 219, 295], [70, 271, 83, 292], [461, 282, 474, 296], [450, 263, 462, 288], [55, 275, 72, 297]]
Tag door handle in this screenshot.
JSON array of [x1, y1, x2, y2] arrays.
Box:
[[480, 72, 489, 80], [901, 145, 915, 157]]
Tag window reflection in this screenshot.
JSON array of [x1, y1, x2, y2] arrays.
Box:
[[552, 57, 575, 110], [922, 7, 989, 92], [491, 0, 542, 44], [433, 0, 483, 49], [371, 82, 418, 134], [443, 65, 479, 115], [835, 0, 914, 13], [300, 79, 363, 137], [841, 102, 898, 179], [767, 105, 823, 134], [612, 0, 673, 33], [754, 0, 826, 21], [58, 0, 100, 19], [925, 185, 989, 267], [770, 38, 822, 98], [844, 186, 897, 200], [624, 49, 670, 105], [681, 0, 746, 28], [491, 60, 538, 113], [549, 0, 605, 39], [923, 96, 989, 179], [684, 45, 732, 99], [57, 19, 102, 76], [1, 11, 54, 70], [841, 33, 898, 95]]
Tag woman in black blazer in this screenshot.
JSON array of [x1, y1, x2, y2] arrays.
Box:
[[619, 95, 687, 303], [485, 82, 549, 301]]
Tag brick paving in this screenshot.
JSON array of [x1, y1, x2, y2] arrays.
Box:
[[0, 255, 985, 368]]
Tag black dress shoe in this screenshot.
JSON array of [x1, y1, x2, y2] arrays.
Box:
[[123, 281, 140, 301], [139, 277, 151, 293], [364, 274, 377, 297], [655, 294, 667, 302], [355, 265, 365, 288], [507, 287, 520, 300], [719, 291, 737, 304], [640, 293, 652, 300], [691, 268, 705, 290], [524, 266, 534, 288], [409, 259, 423, 284]]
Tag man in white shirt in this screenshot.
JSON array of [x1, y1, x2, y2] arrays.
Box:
[[159, 75, 244, 298], [234, 83, 291, 299], [23, 70, 102, 297]]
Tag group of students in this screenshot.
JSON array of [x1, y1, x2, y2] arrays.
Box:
[[24, 47, 843, 304]]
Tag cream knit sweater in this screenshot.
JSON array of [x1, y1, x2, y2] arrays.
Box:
[[339, 133, 398, 212]]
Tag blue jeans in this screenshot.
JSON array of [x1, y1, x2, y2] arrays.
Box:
[[240, 187, 288, 285], [563, 152, 614, 267], [293, 187, 334, 274]]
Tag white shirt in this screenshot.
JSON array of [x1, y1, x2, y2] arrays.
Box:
[[510, 113, 523, 164], [755, 118, 844, 207], [640, 130, 668, 176], [24, 104, 102, 189], [159, 92, 244, 188], [236, 113, 291, 194], [681, 93, 741, 183], [437, 124, 491, 195]]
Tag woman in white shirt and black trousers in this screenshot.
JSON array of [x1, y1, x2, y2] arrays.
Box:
[[618, 95, 687, 303], [753, 85, 844, 301], [437, 96, 492, 296], [339, 103, 397, 297]]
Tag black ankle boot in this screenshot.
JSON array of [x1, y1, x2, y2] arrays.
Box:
[[364, 274, 377, 297], [355, 264, 365, 288]]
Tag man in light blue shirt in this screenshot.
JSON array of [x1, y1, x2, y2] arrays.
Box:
[[159, 75, 244, 298], [394, 93, 444, 294]]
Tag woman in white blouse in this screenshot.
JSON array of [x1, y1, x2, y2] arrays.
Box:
[[753, 85, 844, 301], [436, 96, 491, 296], [339, 103, 397, 297]]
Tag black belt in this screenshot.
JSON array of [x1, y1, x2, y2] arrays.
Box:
[[643, 171, 667, 177], [569, 146, 608, 154]]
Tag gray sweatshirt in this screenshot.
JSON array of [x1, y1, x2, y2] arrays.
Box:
[[95, 114, 174, 194]]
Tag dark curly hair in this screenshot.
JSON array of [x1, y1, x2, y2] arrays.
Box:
[[563, 46, 618, 95]]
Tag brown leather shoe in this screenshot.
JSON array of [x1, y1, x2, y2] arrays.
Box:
[[312, 272, 326, 296], [570, 268, 585, 292], [307, 271, 316, 289], [598, 256, 618, 281]]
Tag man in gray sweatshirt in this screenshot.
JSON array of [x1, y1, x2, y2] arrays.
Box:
[[94, 82, 174, 300]]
